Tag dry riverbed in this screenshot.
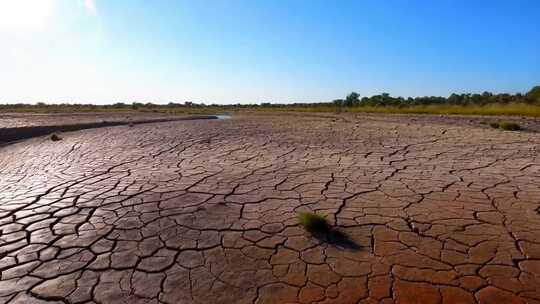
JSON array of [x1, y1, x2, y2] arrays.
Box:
[[0, 113, 539, 303]]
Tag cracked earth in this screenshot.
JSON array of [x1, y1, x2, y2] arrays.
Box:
[[1, 113, 539, 303]]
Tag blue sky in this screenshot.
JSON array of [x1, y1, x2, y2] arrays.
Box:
[[1, 0, 539, 104]]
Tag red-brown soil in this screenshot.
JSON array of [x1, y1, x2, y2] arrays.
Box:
[[0, 113, 539, 303]]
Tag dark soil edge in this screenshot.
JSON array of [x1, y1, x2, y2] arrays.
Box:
[[0, 115, 218, 145]]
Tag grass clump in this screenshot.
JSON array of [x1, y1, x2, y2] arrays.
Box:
[[489, 122, 500, 129], [50, 133, 62, 141], [498, 121, 521, 131], [298, 212, 329, 233], [486, 120, 522, 131]]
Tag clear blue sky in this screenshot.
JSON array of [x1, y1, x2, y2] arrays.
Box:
[[1, 0, 539, 104]]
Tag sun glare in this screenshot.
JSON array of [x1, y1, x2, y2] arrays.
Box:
[[0, 0, 57, 32]]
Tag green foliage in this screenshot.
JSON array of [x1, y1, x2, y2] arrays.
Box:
[[332, 99, 343, 107], [527, 86, 540, 102], [298, 212, 329, 233], [50, 133, 62, 141], [498, 121, 521, 131], [1, 85, 539, 116], [489, 122, 500, 128], [344, 92, 360, 107]]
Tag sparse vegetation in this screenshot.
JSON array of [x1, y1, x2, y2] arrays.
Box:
[[346, 103, 540, 117], [50, 133, 62, 141], [526, 86, 540, 103], [489, 122, 500, 129], [298, 212, 329, 233], [2, 86, 540, 117], [499, 121, 521, 131], [486, 121, 522, 131]]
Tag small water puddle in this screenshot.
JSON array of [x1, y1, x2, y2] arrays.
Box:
[[215, 114, 232, 119]]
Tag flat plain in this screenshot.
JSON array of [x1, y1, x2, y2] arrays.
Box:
[[1, 113, 539, 303]]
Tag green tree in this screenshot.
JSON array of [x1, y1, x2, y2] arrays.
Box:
[[333, 99, 344, 107], [447, 93, 462, 105], [526, 86, 540, 103], [344, 92, 360, 107]]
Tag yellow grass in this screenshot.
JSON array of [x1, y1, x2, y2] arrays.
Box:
[[2, 103, 540, 117], [254, 103, 540, 116], [345, 103, 540, 116]]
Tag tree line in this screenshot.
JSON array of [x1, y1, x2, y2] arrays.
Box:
[[332, 86, 540, 108], [1, 86, 538, 110]]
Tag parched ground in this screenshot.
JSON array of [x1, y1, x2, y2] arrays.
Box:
[[0, 113, 539, 304], [0, 112, 188, 128]]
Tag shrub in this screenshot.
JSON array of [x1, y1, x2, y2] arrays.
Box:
[[499, 121, 521, 131], [489, 122, 500, 129], [50, 133, 62, 141], [527, 86, 540, 103], [298, 212, 329, 232]]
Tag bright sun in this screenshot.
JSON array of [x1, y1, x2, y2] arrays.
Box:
[[0, 0, 57, 32]]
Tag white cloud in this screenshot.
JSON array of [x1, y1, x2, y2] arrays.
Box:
[[83, 0, 96, 14]]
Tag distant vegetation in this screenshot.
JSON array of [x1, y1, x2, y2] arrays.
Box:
[[1, 86, 539, 116], [331, 86, 540, 107]]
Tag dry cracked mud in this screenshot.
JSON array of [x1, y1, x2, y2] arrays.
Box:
[[1, 113, 539, 303], [0, 113, 197, 129]]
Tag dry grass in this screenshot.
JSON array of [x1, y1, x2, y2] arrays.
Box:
[[3, 103, 540, 117], [251, 103, 540, 116], [345, 103, 540, 116]]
